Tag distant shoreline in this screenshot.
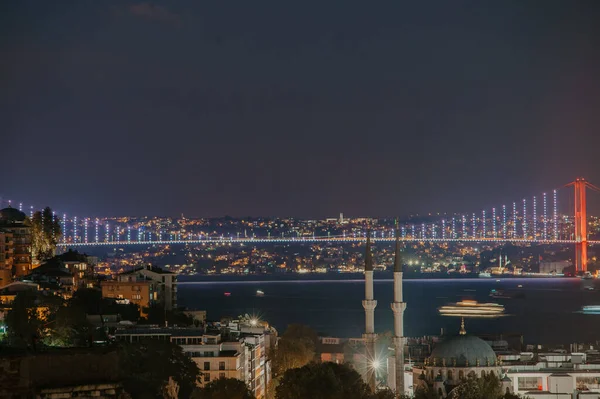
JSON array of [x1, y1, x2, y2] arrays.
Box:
[[177, 272, 578, 283]]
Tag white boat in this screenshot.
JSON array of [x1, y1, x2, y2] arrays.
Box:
[[581, 272, 594, 280], [479, 272, 492, 278], [581, 305, 600, 314], [256, 290, 265, 297], [438, 300, 506, 318]]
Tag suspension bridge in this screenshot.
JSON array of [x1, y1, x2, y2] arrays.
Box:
[[4, 177, 600, 272]]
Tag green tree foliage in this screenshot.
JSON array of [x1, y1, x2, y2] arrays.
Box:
[[271, 324, 317, 378], [143, 302, 194, 327], [275, 362, 372, 399], [414, 385, 440, 399], [281, 323, 319, 345], [271, 336, 315, 377], [118, 339, 201, 398], [31, 207, 61, 261], [71, 288, 140, 322], [441, 373, 510, 399], [42, 302, 91, 347], [192, 378, 255, 399], [4, 291, 44, 349]]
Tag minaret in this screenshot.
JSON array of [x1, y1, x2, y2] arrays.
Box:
[[362, 232, 377, 391], [391, 227, 407, 395]]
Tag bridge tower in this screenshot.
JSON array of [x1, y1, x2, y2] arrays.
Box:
[[574, 178, 588, 272]]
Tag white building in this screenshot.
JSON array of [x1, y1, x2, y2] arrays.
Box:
[[502, 351, 600, 398]]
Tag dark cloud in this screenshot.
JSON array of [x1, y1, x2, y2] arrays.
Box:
[[127, 2, 180, 24]]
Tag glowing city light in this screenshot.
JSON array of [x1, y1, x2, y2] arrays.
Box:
[[492, 208, 496, 238], [73, 216, 78, 243], [127, 226, 131, 242], [462, 215, 467, 238], [482, 210, 486, 238], [441, 219, 446, 240], [63, 214, 67, 243], [532, 196, 537, 240], [522, 199, 527, 239], [19, 202, 22, 211], [553, 189, 558, 240], [502, 205, 507, 239], [452, 217, 456, 239], [543, 192, 548, 240], [95, 219, 99, 243], [513, 202, 517, 238], [105, 223, 109, 242], [472, 213, 476, 239], [84, 218, 88, 243]]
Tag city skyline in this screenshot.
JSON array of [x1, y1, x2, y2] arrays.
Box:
[[3, 1, 600, 219]]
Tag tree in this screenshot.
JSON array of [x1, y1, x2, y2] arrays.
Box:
[[192, 378, 255, 399], [41, 302, 91, 347], [271, 324, 317, 378], [271, 336, 315, 377], [118, 339, 201, 398], [143, 302, 194, 327], [4, 291, 44, 350], [275, 362, 371, 399], [31, 207, 61, 261], [414, 385, 439, 399], [446, 373, 504, 399]]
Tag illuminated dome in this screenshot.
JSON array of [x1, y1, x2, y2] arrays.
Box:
[[0, 207, 28, 225], [429, 335, 497, 367]]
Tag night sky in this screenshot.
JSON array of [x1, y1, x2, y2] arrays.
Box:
[[2, 1, 600, 218]]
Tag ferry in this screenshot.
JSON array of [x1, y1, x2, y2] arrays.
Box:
[[256, 290, 265, 297], [581, 305, 600, 314], [438, 300, 506, 318], [478, 272, 492, 278]]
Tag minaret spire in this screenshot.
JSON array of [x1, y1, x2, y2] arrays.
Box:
[[391, 221, 407, 395], [362, 229, 377, 391]]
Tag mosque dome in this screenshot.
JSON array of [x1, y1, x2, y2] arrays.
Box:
[[0, 207, 28, 225], [429, 334, 497, 367]]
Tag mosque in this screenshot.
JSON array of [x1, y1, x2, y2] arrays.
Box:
[[361, 231, 511, 397]]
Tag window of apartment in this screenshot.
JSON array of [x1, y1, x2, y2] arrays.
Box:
[[219, 361, 225, 370], [518, 377, 541, 390], [132, 294, 141, 300], [204, 351, 213, 357], [204, 374, 210, 382], [219, 372, 225, 379], [204, 362, 210, 371]]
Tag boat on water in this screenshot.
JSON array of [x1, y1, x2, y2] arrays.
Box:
[[479, 272, 492, 278], [581, 272, 594, 280], [581, 305, 600, 314], [490, 289, 526, 299], [256, 290, 265, 297], [224, 292, 231, 297], [438, 300, 506, 318]]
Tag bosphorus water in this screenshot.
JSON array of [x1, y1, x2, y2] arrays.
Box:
[[178, 276, 600, 345]]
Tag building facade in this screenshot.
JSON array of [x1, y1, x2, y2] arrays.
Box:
[[0, 231, 13, 286], [0, 208, 32, 279], [117, 266, 177, 310], [101, 278, 157, 315]]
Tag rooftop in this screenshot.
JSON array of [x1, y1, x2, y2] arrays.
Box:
[[120, 265, 175, 275]]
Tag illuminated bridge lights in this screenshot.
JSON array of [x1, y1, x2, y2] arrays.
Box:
[[57, 236, 583, 247]]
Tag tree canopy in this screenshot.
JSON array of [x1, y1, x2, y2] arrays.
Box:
[[30, 207, 61, 261], [270, 324, 317, 378], [275, 362, 371, 399], [192, 378, 255, 399], [118, 339, 201, 398]]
